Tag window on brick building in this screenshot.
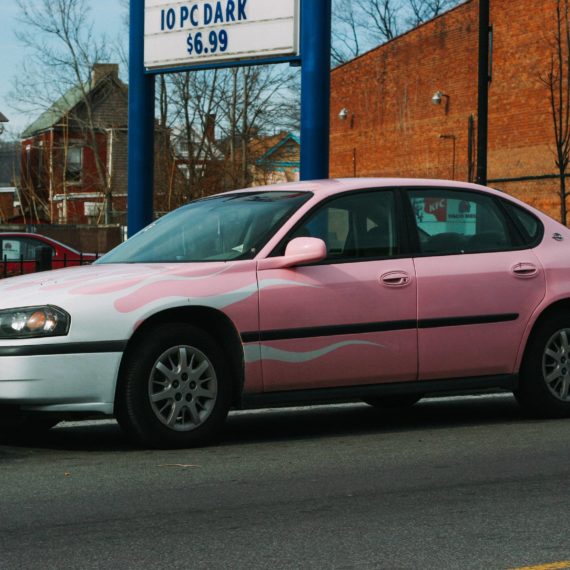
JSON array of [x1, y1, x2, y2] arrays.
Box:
[[66, 145, 83, 183]]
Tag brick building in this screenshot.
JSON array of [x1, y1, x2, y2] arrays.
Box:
[[20, 64, 130, 224], [330, 0, 563, 220]]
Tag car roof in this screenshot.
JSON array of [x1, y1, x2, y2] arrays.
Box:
[[224, 178, 562, 226], [225, 178, 503, 198]]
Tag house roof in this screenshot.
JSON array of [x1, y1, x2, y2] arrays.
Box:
[[21, 71, 126, 138], [0, 112, 8, 123], [21, 85, 86, 138], [255, 132, 300, 166]]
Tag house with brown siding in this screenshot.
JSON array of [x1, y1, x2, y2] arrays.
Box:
[[251, 132, 300, 186], [20, 64, 129, 224]]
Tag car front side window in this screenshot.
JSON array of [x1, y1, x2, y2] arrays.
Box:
[[287, 190, 399, 262]]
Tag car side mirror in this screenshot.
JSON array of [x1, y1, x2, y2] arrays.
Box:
[[257, 237, 327, 270]]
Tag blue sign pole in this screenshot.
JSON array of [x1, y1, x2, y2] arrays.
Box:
[[300, 0, 332, 181], [128, 1, 330, 233], [128, 1, 155, 237]]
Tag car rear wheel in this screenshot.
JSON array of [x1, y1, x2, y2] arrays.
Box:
[[516, 315, 570, 417], [116, 324, 232, 448], [363, 394, 423, 408]]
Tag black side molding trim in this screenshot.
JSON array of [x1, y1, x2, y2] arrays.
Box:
[[240, 313, 519, 343], [250, 319, 417, 342], [0, 341, 128, 357], [418, 313, 519, 329]]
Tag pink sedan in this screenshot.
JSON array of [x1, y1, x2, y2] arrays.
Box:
[[0, 179, 568, 447]]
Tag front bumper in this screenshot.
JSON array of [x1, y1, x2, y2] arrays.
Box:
[[0, 351, 123, 414]]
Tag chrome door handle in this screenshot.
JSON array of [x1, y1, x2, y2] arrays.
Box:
[[381, 271, 411, 287]]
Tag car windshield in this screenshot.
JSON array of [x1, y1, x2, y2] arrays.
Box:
[[96, 191, 312, 264]]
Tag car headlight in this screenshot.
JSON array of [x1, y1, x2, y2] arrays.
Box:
[[0, 306, 70, 339]]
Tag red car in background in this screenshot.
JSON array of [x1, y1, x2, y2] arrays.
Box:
[[0, 233, 97, 277]]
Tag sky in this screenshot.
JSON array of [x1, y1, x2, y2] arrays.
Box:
[[0, 0, 126, 138]]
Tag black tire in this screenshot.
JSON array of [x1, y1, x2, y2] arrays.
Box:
[[115, 323, 233, 449], [515, 314, 570, 418], [363, 394, 423, 408]]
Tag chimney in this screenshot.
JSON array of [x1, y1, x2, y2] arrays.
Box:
[[205, 114, 216, 143], [91, 63, 119, 85]]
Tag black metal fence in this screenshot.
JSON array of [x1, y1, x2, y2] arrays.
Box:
[[1, 248, 99, 279]]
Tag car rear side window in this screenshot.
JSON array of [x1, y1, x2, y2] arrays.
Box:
[[408, 189, 515, 255], [502, 200, 543, 246]]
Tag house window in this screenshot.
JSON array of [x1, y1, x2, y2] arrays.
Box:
[[66, 145, 83, 182]]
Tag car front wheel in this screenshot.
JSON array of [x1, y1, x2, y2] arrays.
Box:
[[516, 315, 570, 417], [116, 324, 232, 448]]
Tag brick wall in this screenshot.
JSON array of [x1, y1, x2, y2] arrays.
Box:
[[330, 0, 565, 221]]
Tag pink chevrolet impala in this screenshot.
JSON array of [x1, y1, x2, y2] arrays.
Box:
[[1, 179, 569, 447]]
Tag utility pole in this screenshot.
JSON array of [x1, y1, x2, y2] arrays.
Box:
[[476, 0, 491, 186]]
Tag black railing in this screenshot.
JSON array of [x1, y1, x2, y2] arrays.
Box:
[[0, 251, 99, 279]]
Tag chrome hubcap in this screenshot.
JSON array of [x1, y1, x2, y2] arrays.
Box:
[[148, 345, 217, 431], [542, 329, 570, 402]]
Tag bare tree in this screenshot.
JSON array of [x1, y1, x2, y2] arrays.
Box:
[[167, 69, 225, 203], [159, 63, 300, 203], [406, 0, 458, 27], [358, 0, 400, 43], [332, 0, 365, 65], [214, 65, 300, 189], [542, 0, 570, 225], [332, 0, 462, 65]]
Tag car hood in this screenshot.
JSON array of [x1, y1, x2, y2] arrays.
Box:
[[0, 261, 264, 343]]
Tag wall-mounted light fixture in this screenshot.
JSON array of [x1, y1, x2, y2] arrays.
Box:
[[338, 108, 355, 128], [432, 91, 450, 114]]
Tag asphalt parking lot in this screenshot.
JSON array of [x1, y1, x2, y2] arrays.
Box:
[[1, 394, 569, 569]]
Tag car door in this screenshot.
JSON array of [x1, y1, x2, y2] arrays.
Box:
[[407, 187, 546, 381], [257, 189, 418, 392]]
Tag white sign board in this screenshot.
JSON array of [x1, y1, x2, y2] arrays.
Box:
[[2, 240, 21, 261], [144, 0, 300, 70]]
